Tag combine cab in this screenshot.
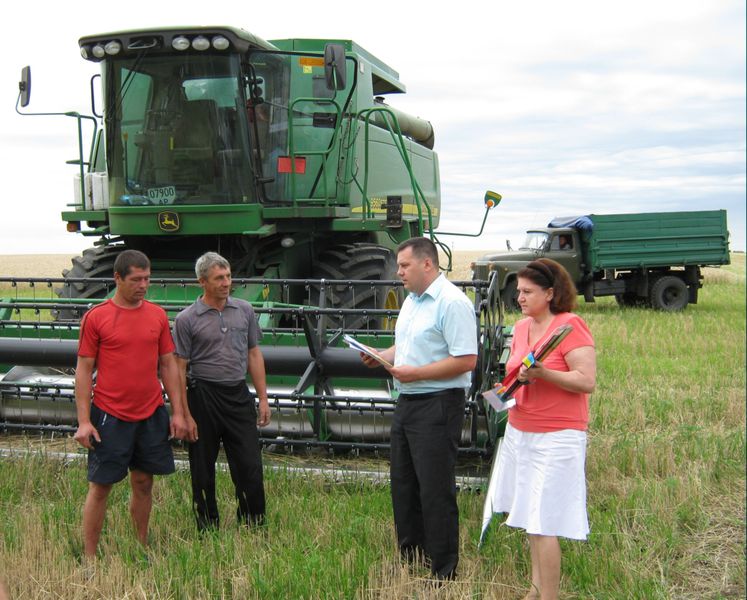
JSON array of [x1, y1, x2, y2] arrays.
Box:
[[3, 26, 508, 455]]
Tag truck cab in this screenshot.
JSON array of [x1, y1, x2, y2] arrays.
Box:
[[472, 227, 583, 310]]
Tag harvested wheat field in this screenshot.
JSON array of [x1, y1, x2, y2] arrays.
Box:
[[0, 255, 75, 278], [0, 251, 487, 280]]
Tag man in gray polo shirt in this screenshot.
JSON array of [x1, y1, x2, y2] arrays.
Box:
[[173, 252, 271, 530]]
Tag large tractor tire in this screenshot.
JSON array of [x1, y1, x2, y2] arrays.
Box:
[[311, 243, 402, 330], [649, 274, 688, 311], [500, 279, 521, 312], [55, 245, 125, 320]]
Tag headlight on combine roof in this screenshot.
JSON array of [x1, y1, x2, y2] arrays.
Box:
[[92, 44, 106, 59], [80, 45, 90, 59], [172, 36, 190, 51], [104, 40, 121, 55], [192, 36, 210, 51], [212, 36, 230, 50]]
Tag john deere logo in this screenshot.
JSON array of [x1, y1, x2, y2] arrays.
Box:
[[158, 211, 180, 232]]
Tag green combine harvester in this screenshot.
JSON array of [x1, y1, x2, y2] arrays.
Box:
[[1, 26, 508, 455]]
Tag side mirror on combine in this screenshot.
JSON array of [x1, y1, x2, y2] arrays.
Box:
[[19, 66, 31, 107], [484, 190, 501, 208], [434, 189, 501, 240], [324, 43, 347, 90]]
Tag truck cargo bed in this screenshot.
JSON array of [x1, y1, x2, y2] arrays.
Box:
[[585, 210, 730, 270]]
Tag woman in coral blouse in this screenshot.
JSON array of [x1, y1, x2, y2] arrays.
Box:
[[493, 258, 596, 600]]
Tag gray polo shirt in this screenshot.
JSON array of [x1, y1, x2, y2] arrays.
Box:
[[173, 296, 261, 383]]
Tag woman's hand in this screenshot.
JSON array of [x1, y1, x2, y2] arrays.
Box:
[[518, 361, 545, 383], [518, 347, 596, 394]]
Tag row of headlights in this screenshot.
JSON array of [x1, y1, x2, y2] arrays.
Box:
[[172, 35, 231, 51], [80, 35, 231, 59], [81, 41, 122, 59]]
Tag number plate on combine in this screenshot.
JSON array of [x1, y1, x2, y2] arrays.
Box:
[[147, 186, 176, 205]]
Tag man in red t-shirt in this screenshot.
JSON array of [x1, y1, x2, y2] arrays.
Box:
[[73, 249, 187, 559]]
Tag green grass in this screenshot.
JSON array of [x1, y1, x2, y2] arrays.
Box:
[[0, 280, 61, 322], [0, 257, 744, 598]]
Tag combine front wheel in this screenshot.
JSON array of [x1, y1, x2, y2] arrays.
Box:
[[55, 245, 124, 320], [312, 244, 402, 330]]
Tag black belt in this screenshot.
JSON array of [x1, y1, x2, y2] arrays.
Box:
[[397, 388, 465, 401], [188, 377, 246, 392]]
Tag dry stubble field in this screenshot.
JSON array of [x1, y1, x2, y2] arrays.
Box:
[[0, 255, 78, 278], [0, 251, 485, 280], [0, 252, 744, 599]]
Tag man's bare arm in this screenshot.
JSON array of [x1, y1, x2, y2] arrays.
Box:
[[159, 352, 189, 440], [173, 355, 199, 442], [247, 346, 271, 427], [73, 356, 99, 449]]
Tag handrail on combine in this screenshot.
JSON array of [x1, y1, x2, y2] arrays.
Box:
[[15, 93, 98, 211], [358, 107, 433, 237], [287, 97, 343, 206]]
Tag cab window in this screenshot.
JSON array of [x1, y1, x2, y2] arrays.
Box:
[[550, 234, 574, 250]]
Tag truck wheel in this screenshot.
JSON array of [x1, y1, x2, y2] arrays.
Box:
[[54, 245, 124, 320], [312, 244, 403, 330], [500, 279, 520, 312], [649, 275, 688, 311]]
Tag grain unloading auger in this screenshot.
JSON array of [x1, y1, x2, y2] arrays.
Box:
[[0, 273, 509, 456], [5, 25, 509, 455]]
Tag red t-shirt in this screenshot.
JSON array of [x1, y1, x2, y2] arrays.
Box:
[[78, 299, 175, 422], [506, 312, 595, 432]]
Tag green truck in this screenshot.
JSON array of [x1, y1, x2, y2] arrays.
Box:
[[472, 210, 730, 311]]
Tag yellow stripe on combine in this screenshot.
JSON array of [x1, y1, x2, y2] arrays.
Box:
[[351, 202, 439, 217]]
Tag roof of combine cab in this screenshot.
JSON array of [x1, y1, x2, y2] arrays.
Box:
[[77, 27, 407, 93], [270, 38, 405, 94], [79, 26, 278, 59]]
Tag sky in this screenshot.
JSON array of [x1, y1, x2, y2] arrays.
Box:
[[1, 0, 744, 258]]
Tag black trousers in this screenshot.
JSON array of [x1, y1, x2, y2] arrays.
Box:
[[390, 388, 465, 579], [187, 378, 266, 530]]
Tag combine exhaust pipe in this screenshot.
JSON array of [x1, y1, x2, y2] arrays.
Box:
[[371, 98, 435, 149]]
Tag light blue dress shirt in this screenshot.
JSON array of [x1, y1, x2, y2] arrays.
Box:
[[394, 273, 478, 393]]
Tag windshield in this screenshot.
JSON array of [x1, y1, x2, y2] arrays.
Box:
[[105, 54, 255, 206], [520, 231, 549, 250]]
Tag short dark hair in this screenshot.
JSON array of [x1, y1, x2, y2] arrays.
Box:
[[517, 258, 577, 313], [113, 249, 151, 279], [397, 237, 439, 267]]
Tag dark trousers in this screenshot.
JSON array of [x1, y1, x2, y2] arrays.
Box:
[[187, 378, 266, 530], [390, 388, 465, 579]]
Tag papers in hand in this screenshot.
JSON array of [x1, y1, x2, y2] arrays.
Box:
[[343, 334, 393, 368], [481, 388, 516, 412]]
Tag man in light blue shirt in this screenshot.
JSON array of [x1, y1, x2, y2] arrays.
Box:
[[360, 237, 477, 580]]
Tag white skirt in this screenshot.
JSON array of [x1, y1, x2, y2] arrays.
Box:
[[489, 423, 589, 540]]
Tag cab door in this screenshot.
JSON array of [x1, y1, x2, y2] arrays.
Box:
[[547, 232, 582, 284]]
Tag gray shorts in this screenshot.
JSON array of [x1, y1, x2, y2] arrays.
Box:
[[87, 404, 175, 484]]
